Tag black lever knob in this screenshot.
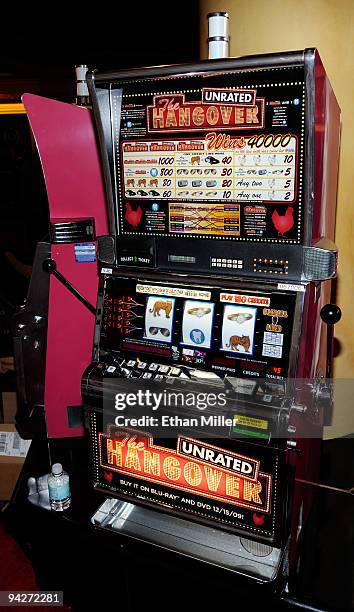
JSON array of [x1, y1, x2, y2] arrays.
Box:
[[42, 258, 57, 273], [320, 304, 342, 325], [320, 304, 341, 381]]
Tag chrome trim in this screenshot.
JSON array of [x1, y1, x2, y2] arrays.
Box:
[[86, 71, 118, 237], [303, 49, 316, 246], [91, 50, 306, 83], [288, 289, 306, 382]]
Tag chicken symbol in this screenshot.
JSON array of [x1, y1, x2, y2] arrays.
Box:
[[271, 207, 294, 236], [125, 202, 143, 229]]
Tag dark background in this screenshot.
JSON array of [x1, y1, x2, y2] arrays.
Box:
[[0, 5, 200, 353], [0, 5, 200, 100]]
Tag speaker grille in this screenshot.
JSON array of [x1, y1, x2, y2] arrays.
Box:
[[303, 247, 337, 281], [240, 538, 273, 557], [98, 236, 115, 264], [50, 219, 95, 244]]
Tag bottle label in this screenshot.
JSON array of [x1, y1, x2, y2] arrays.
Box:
[[48, 482, 70, 501]]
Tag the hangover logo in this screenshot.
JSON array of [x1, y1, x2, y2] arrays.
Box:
[[99, 431, 271, 513], [147, 92, 265, 133]]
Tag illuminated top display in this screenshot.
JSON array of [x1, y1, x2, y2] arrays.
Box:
[[111, 65, 305, 244]]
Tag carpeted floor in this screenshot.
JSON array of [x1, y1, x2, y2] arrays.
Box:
[[0, 519, 71, 610], [0, 519, 37, 591]]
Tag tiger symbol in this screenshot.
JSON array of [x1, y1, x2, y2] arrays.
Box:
[[149, 300, 173, 318], [226, 335, 251, 352]]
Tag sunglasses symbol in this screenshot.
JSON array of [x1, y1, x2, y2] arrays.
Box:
[[149, 327, 170, 337]]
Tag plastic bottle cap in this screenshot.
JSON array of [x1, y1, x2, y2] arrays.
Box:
[[52, 463, 63, 476]]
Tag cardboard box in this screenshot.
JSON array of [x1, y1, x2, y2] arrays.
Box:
[[2, 392, 17, 424], [0, 424, 31, 500]]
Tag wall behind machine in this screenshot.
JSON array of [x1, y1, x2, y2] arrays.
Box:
[[200, 0, 354, 439]]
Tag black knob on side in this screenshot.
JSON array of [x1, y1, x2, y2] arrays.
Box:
[[320, 304, 342, 325], [321, 304, 341, 380], [42, 258, 57, 273]]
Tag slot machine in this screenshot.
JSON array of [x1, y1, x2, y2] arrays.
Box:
[[82, 48, 341, 586]]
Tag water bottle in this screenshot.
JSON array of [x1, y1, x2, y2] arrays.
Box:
[[48, 463, 71, 511]]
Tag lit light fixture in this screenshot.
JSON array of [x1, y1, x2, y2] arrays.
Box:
[[0, 103, 26, 115]]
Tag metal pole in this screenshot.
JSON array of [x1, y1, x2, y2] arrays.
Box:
[[207, 12, 230, 59]]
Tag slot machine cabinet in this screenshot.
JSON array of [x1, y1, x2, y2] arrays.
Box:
[[14, 94, 108, 439], [82, 49, 341, 585]]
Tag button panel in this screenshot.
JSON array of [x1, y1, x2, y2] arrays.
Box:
[[211, 257, 243, 270], [107, 359, 183, 381], [98, 359, 280, 405]]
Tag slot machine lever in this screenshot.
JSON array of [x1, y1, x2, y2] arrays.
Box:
[[316, 304, 341, 424], [42, 258, 96, 315], [320, 304, 341, 379]]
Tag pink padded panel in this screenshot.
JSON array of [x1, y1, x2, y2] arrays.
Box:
[[23, 94, 108, 438], [45, 244, 98, 438], [23, 94, 108, 233]]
